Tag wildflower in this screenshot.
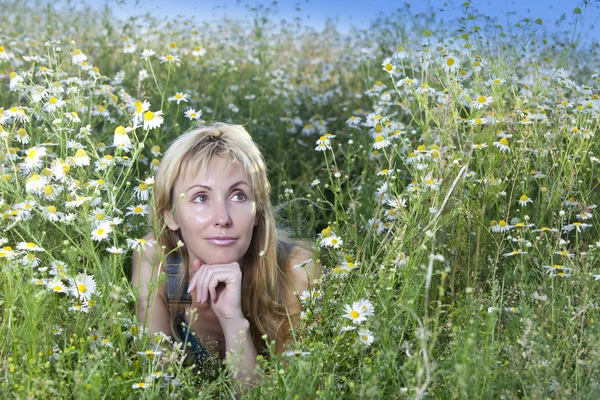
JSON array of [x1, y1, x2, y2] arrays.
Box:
[[127, 237, 156, 250], [132, 100, 150, 124], [43, 97, 66, 113], [502, 249, 527, 257], [357, 329, 375, 345], [192, 46, 206, 57], [113, 125, 132, 151], [504, 307, 519, 314], [159, 54, 180, 63], [140, 49, 155, 60], [423, 173, 441, 191], [132, 382, 148, 389], [381, 57, 397, 74], [133, 181, 151, 201], [555, 250, 575, 258], [442, 55, 459, 72], [564, 197, 578, 207], [320, 234, 343, 249], [311, 179, 321, 187], [168, 92, 190, 104], [184, 108, 202, 120], [472, 95, 493, 109], [126, 204, 149, 217], [72, 149, 91, 166], [17, 242, 44, 252], [343, 302, 367, 324], [69, 303, 91, 313], [71, 49, 87, 64], [143, 110, 164, 130], [372, 135, 391, 149], [518, 194, 532, 206], [490, 219, 512, 233], [25, 173, 47, 194], [9, 72, 24, 91], [532, 226, 559, 233], [70, 273, 97, 302], [543, 264, 574, 277], [346, 115, 361, 128], [493, 138, 510, 152], [106, 246, 126, 255], [315, 134, 334, 151], [471, 143, 487, 150], [47, 278, 68, 294], [562, 222, 592, 232], [91, 222, 113, 242], [137, 349, 162, 359], [357, 299, 374, 317]]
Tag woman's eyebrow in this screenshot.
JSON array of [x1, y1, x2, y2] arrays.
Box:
[[185, 181, 250, 193]]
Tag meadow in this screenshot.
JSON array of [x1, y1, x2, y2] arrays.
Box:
[[1, 0, 600, 398]]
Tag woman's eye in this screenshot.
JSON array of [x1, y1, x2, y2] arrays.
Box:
[[232, 192, 246, 201], [193, 194, 208, 203]]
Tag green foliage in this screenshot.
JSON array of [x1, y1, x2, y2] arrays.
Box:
[[0, 0, 600, 398]]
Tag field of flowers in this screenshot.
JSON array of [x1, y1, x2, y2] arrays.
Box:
[[1, 0, 600, 397]]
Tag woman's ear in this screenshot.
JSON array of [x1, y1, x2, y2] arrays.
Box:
[[163, 210, 180, 231]]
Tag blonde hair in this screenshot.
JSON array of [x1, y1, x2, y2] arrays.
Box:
[[152, 123, 296, 353]]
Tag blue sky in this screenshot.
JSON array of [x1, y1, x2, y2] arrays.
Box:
[[98, 0, 599, 42]]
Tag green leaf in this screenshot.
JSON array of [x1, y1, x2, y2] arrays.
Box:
[[535, 18, 543, 25], [573, 7, 582, 15]]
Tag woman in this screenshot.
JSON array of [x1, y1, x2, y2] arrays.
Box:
[[131, 123, 316, 384]]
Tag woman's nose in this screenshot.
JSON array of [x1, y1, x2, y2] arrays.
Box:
[[213, 201, 231, 227]]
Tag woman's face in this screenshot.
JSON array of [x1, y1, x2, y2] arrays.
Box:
[[166, 156, 258, 265]]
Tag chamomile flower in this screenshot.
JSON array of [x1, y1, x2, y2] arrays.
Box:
[[70, 273, 97, 302], [143, 110, 164, 130], [372, 134, 391, 149], [562, 222, 592, 232], [357, 329, 375, 346], [518, 194, 533, 206], [192, 46, 207, 56], [493, 138, 510, 152], [42, 205, 63, 222], [47, 278, 68, 294], [133, 181, 151, 201], [343, 302, 367, 325], [17, 242, 44, 252], [159, 54, 180, 63], [471, 95, 493, 109], [442, 54, 460, 72], [320, 234, 343, 249], [72, 149, 91, 166], [168, 92, 190, 104], [490, 219, 512, 233], [91, 222, 113, 242], [113, 125, 132, 151], [140, 49, 155, 60], [471, 143, 487, 150], [127, 237, 156, 250], [132, 382, 148, 390], [184, 108, 202, 120], [126, 204, 149, 217]]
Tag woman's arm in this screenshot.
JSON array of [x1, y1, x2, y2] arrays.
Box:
[[286, 246, 320, 318], [131, 233, 172, 337]]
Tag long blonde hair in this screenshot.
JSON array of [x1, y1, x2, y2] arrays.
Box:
[[152, 123, 296, 353]]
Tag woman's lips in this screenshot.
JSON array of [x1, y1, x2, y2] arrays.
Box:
[[206, 236, 238, 246]]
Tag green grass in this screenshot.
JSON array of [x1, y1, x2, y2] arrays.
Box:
[[0, 0, 600, 398]]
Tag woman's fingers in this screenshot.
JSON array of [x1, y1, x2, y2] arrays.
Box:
[[192, 263, 241, 304]]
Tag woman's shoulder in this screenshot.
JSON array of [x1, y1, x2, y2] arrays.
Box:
[[285, 245, 319, 294], [131, 233, 170, 285]]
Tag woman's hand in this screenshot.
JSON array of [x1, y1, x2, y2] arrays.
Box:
[[187, 259, 245, 323]]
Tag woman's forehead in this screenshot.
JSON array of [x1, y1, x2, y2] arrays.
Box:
[[176, 156, 251, 187]]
